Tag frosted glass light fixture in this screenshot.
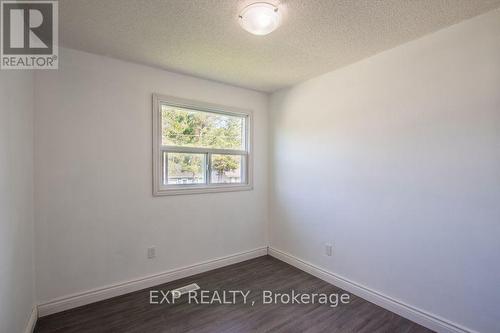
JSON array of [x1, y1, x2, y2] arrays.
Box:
[[238, 2, 281, 36]]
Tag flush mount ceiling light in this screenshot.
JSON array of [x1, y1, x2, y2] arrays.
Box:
[[238, 2, 281, 36]]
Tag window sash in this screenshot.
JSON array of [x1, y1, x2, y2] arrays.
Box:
[[153, 93, 253, 196], [162, 151, 247, 187], [162, 151, 208, 186], [161, 104, 247, 151], [160, 101, 249, 151]]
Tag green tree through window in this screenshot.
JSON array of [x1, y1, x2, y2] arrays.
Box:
[[162, 106, 243, 149], [162, 106, 243, 184]]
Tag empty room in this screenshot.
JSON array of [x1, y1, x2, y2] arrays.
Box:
[[1, 0, 500, 332]]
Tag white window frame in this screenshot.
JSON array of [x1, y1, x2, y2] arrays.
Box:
[[153, 94, 253, 196]]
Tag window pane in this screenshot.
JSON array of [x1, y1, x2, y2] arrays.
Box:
[[164, 152, 206, 185], [210, 154, 244, 184], [161, 104, 244, 150]]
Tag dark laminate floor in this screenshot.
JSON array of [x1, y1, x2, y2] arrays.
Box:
[[35, 256, 434, 333]]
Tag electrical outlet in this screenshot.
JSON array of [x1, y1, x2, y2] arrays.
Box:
[[325, 243, 333, 256], [147, 247, 156, 259]]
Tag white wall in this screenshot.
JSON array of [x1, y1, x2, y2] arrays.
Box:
[[34, 48, 268, 303], [0, 72, 35, 333], [269, 8, 500, 333]]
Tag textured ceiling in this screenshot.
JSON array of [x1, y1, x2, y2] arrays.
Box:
[[59, 0, 500, 92]]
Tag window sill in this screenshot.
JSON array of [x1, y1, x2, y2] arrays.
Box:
[[153, 184, 253, 196]]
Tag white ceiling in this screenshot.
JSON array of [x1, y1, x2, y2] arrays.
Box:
[[59, 0, 500, 92]]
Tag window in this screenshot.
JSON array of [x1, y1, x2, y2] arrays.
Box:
[[153, 94, 252, 196]]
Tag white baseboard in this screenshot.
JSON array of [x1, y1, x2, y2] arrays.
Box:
[[268, 247, 475, 333], [38, 247, 267, 317], [36, 245, 476, 333], [24, 305, 37, 333]]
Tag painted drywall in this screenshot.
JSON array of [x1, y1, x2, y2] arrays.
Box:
[[34, 48, 268, 303], [269, 8, 500, 333], [0, 72, 35, 333]]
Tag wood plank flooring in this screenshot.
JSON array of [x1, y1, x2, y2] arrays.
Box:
[[35, 256, 434, 333]]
